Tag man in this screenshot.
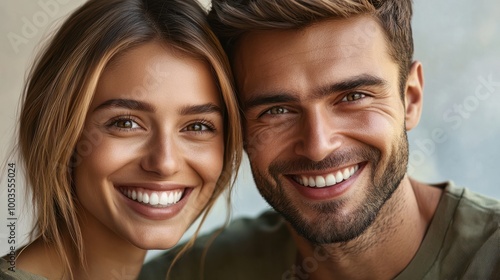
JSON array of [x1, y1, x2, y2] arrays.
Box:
[[140, 1, 500, 279]]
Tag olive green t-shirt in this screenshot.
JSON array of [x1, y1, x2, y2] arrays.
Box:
[[0, 258, 47, 280], [139, 182, 500, 280]]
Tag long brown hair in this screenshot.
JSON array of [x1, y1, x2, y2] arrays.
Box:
[[18, 0, 241, 278]]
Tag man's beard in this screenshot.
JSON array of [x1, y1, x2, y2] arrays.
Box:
[[250, 129, 409, 245]]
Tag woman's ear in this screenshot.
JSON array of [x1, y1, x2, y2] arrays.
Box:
[[404, 61, 424, 131]]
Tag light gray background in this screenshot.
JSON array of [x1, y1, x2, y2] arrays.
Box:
[[1, 0, 499, 261]]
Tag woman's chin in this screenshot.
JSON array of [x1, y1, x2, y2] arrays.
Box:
[[129, 233, 184, 251]]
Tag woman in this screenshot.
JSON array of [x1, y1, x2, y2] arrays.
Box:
[[0, 0, 241, 279]]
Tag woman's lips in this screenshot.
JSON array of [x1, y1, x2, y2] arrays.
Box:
[[118, 187, 185, 207], [116, 185, 194, 220]]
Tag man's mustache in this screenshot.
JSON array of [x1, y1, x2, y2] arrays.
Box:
[[268, 146, 381, 175]]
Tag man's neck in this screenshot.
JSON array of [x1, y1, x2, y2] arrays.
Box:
[[289, 176, 443, 280]]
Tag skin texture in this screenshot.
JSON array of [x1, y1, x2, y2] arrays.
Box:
[[235, 16, 442, 279], [17, 41, 224, 279]]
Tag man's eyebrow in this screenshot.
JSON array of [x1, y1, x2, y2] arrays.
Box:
[[242, 74, 387, 111], [179, 103, 223, 115], [93, 99, 156, 112], [315, 74, 387, 98], [243, 94, 300, 111]]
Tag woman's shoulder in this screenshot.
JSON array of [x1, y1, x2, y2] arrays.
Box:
[[1, 257, 48, 280]]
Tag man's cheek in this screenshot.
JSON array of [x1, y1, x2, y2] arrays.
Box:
[[247, 119, 297, 155], [245, 125, 272, 161]]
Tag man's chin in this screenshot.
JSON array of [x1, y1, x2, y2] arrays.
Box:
[[277, 201, 378, 244]]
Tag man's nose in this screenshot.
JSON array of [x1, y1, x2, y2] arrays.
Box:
[[294, 107, 342, 162]]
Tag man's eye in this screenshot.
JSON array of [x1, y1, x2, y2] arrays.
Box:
[[264, 106, 289, 115], [341, 92, 366, 102]]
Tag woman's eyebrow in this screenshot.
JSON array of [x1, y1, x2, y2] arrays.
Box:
[[179, 103, 222, 115], [93, 99, 156, 112]]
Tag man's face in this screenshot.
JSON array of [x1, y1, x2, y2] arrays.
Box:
[[234, 15, 419, 244]]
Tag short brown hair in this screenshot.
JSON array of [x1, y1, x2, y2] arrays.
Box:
[[208, 0, 414, 94]]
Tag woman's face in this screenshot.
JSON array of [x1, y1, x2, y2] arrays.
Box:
[[73, 41, 224, 249]]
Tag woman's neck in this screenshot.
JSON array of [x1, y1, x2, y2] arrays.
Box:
[[74, 210, 147, 279], [15, 212, 147, 279]]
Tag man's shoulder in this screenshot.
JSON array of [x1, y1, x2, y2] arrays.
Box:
[[440, 182, 500, 250], [191, 209, 292, 254], [446, 182, 500, 224], [396, 182, 500, 279], [139, 210, 296, 280], [423, 183, 499, 279], [205, 209, 290, 244]]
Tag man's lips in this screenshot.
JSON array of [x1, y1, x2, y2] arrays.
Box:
[[288, 163, 362, 188]]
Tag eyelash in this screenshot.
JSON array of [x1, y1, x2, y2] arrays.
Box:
[[183, 119, 217, 133], [259, 106, 290, 118], [255, 91, 368, 118], [105, 115, 142, 131], [341, 92, 367, 102]]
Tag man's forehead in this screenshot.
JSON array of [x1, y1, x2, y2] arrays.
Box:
[[234, 14, 382, 60], [232, 15, 390, 94]]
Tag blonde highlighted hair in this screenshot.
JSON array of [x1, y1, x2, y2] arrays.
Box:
[[18, 0, 241, 278]]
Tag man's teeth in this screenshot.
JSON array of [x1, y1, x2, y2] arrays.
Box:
[[297, 164, 359, 188], [121, 189, 183, 206]]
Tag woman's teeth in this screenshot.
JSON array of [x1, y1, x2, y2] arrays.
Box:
[[296, 164, 359, 188], [120, 188, 183, 207]]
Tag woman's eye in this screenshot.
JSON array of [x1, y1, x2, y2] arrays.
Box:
[[341, 92, 366, 102], [108, 118, 140, 130], [184, 122, 214, 132], [264, 106, 289, 115]]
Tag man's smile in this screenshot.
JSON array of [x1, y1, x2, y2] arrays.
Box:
[[291, 163, 361, 188]]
